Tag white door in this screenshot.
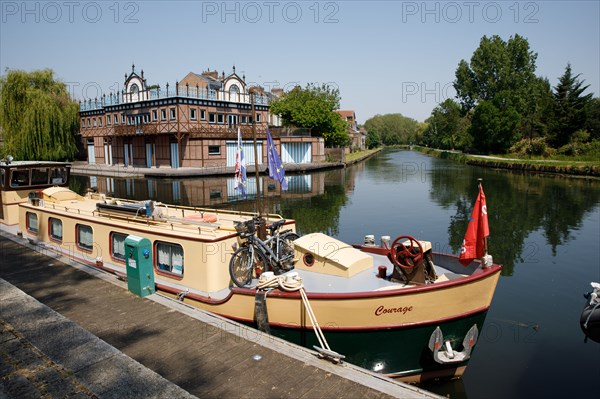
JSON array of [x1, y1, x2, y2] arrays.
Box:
[[87, 140, 96, 164], [145, 143, 154, 168], [104, 140, 113, 165], [124, 144, 133, 166], [226, 141, 262, 167], [170, 142, 179, 168]]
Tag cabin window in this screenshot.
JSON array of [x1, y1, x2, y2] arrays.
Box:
[[31, 168, 49, 185], [10, 169, 30, 187], [50, 168, 68, 185], [156, 241, 184, 276], [26, 212, 38, 234], [49, 218, 62, 242], [208, 145, 220, 155], [111, 232, 127, 261], [76, 224, 93, 252]]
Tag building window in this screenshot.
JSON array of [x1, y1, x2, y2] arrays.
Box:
[[190, 108, 197, 120], [161, 109, 167, 121], [208, 113, 216, 123], [87, 118, 91, 127], [170, 107, 176, 120], [99, 117, 103, 127], [241, 116, 247, 124], [107, 115, 111, 125], [200, 109, 206, 120], [49, 218, 62, 242], [156, 241, 184, 276], [208, 145, 220, 155], [26, 212, 38, 234], [111, 232, 127, 262], [152, 110, 157, 121], [256, 113, 261, 123], [217, 114, 224, 124], [121, 113, 125, 124], [76, 224, 93, 252]]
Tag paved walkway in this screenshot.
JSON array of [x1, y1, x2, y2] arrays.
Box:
[[0, 233, 439, 399]]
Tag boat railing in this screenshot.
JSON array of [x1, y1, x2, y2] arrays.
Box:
[[35, 196, 285, 237]]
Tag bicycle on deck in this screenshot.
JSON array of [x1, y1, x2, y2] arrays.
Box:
[[229, 217, 299, 288]]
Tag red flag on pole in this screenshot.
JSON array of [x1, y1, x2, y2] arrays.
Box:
[[459, 184, 490, 266]]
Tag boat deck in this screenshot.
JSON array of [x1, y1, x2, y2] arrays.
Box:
[[0, 232, 440, 399]]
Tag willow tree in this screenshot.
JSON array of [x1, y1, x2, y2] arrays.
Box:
[[0, 69, 78, 161]]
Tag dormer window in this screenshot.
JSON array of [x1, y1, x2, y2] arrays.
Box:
[[130, 83, 139, 95]]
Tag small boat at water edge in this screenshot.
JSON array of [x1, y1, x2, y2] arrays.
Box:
[[0, 158, 502, 383], [581, 282, 600, 343]]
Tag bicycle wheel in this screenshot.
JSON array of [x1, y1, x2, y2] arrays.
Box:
[[278, 232, 300, 271], [229, 246, 269, 287]]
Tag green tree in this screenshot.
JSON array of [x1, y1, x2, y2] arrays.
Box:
[[363, 114, 419, 145], [422, 99, 470, 150], [269, 83, 348, 147], [0, 69, 78, 160], [454, 34, 538, 152], [550, 63, 594, 147], [585, 98, 600, 141]]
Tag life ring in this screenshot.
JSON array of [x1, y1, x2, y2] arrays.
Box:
[[184, 213, 218, 223]]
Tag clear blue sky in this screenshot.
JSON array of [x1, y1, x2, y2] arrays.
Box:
[[2, 1, 598, 122]]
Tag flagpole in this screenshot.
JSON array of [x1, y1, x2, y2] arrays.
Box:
[[250, 87, 266, 233], [478, 178, 488, 256]]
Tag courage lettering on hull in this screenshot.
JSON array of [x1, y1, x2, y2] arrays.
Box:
[[374, 305, 414, 316]]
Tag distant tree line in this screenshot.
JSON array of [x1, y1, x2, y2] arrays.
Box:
[[420, 34, 598, 156], [362, 114, 425, 149]]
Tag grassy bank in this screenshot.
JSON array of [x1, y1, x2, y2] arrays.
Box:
[[345, 148, 383, 164], [414, 146, 600, 177]]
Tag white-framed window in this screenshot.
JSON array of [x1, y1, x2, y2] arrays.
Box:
[[170, 107, 176, 120], [76, 224, 93, 252], [152, 110, 157, 121], [208, 113, 216, 123], [200, 109, 206, 120], [217, 114, 224, 124], [256, 113, 261, 123], [121, 113, 125, 123], [49, 217, 62, 242], [161, 109, 167, 121], [111, 232, 127, 262], [208, 145, 220, 155], [156, 241, 184, 276], [190, 108, 197, 120], [107, 115, 112, 125], [26, 212, 38, 234]]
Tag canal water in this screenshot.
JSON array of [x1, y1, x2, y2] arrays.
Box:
[[71, 149, 600, 398]]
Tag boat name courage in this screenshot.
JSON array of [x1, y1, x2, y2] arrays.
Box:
[[374, 305, 413, 316]]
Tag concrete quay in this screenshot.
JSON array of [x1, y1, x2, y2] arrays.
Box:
[[0, 233, 440, 399]]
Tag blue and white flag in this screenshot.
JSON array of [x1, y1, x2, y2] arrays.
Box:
[[266, 127, 288, 190], [234, 127, 247, 197]]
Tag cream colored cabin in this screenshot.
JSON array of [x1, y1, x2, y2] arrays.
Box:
[[18, 187, 294, 295]]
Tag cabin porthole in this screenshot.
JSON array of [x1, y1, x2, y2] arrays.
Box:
[[303, 253, 315, 267]]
